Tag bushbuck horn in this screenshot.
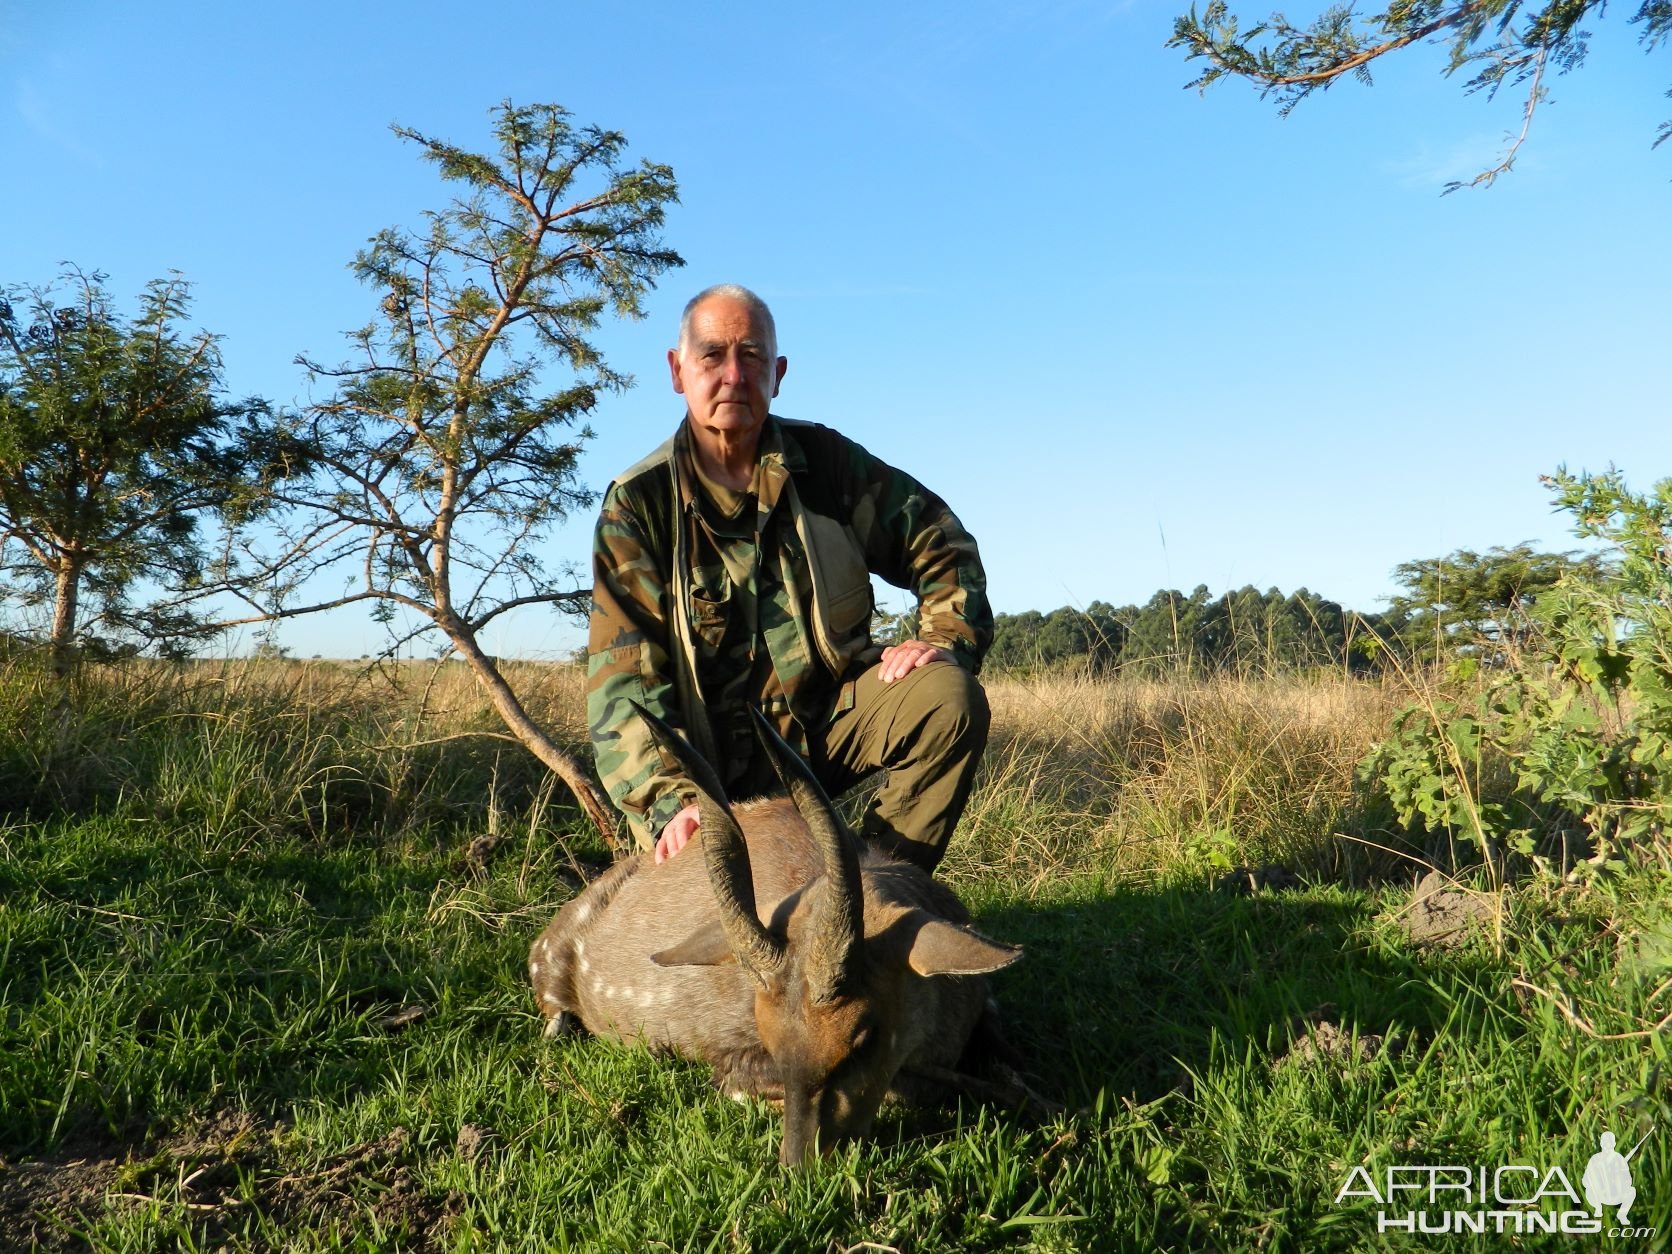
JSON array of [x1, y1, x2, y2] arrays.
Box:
[[748, 708, 862, 1002], [630, 701, 785, 985]]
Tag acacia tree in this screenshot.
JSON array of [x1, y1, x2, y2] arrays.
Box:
[[0, 270, 276, 674], [228, 102, 681, 842], [1387, 542, 1611, 660], [1171, 1, 1672, 189]]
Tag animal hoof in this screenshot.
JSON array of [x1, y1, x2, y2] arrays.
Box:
[[544, 1010, 585, 1040]]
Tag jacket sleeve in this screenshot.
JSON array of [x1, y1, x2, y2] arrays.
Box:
[[843, 438, 993, 671], [586, 481, 694, 848]]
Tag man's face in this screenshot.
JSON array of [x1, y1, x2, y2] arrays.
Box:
[[668, 296, 787, 440]]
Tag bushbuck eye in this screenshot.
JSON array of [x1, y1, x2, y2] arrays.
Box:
[[823, 1024, 882, 1090], [848, 1022, 879, 1055]]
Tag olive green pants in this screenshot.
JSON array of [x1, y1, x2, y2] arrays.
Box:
[[804, 660, 990, 873]]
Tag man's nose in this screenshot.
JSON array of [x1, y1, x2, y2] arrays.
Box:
[[721, 352, 747, 385]]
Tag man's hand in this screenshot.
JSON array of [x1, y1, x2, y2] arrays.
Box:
[[879, 639, 953, 683], [655, 803, 701, 863]]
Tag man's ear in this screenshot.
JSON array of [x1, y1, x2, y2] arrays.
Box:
[[771, 355, 787, 398], [651, 919, 736, 968], [668, 347, 687, 395]]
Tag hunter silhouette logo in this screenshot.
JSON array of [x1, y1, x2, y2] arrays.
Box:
[[1583, 1129, 1650, 1225], [1335, 1123, 1658, 1239]]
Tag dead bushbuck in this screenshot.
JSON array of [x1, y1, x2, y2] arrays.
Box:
[[529, 704, 1022, 1165]]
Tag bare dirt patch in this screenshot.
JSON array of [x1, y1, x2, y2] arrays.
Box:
[[0, 1137, 125, 1251], [0, 1112, 462, 1250], [1390, 870, 1498, 949], [262, 1124, 462, 1243], [1271, 1006, 1407, 1073], [0, 1111, 265, 1252]]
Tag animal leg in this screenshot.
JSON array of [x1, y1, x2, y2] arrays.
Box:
[[958, 994, 1025, 1072], [544, 1010, 588, 1040], [710, 1047, 784, 1102]]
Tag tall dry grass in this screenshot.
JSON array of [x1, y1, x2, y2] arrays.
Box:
[[946, 669, 1410, 889], [2, 655, 1414, 884], [0, 656, 591, 845]]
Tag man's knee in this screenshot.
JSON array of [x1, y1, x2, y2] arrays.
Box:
[[864, 663, 989, 871], [899, 662, 989, 751]]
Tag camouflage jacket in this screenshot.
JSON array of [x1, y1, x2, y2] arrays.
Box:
[[587, 415, 991, 848]]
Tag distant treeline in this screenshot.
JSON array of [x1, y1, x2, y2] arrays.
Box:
[[891, 545, 1607, 677], [988, 586, 1389, 675], [879, 585, 1397, 676]]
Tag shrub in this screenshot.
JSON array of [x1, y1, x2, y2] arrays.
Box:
[[1361, 468, 1671, 877]]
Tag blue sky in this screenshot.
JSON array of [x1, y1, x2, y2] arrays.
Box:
[[4, 1, 1668, 658]]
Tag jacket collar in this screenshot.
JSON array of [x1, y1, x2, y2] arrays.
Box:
[[673, 414, 799, 515]]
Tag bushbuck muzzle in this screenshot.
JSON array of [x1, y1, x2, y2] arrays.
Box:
[[529, 703, 1021, 1166]]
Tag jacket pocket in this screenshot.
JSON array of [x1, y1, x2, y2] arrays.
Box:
[[801, 510, 873, 672], [688, 586, 730, 650]]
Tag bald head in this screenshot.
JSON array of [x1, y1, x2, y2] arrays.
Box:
[[678, 284, 778, 360]]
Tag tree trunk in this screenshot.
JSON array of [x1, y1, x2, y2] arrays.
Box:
[[443, 619, 625, 853], [49, 559, 81, 678]]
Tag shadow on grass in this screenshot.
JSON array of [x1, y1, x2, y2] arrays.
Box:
[[973, 882, 1453, 1111], [0, 816, 537, 1158]]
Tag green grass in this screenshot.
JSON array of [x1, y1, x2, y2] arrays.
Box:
[[0, 664, 1668, 1250]]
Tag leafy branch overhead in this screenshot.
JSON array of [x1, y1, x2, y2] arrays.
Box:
[[228, 100, 682, 841], [1170, 1, 1672, 188]]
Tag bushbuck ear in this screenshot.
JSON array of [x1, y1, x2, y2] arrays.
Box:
[[651, 920, 738, 968], [905, 918, 1023, 977]]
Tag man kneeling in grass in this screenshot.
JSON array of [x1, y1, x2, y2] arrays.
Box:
[[588, 284, 992, 872]]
